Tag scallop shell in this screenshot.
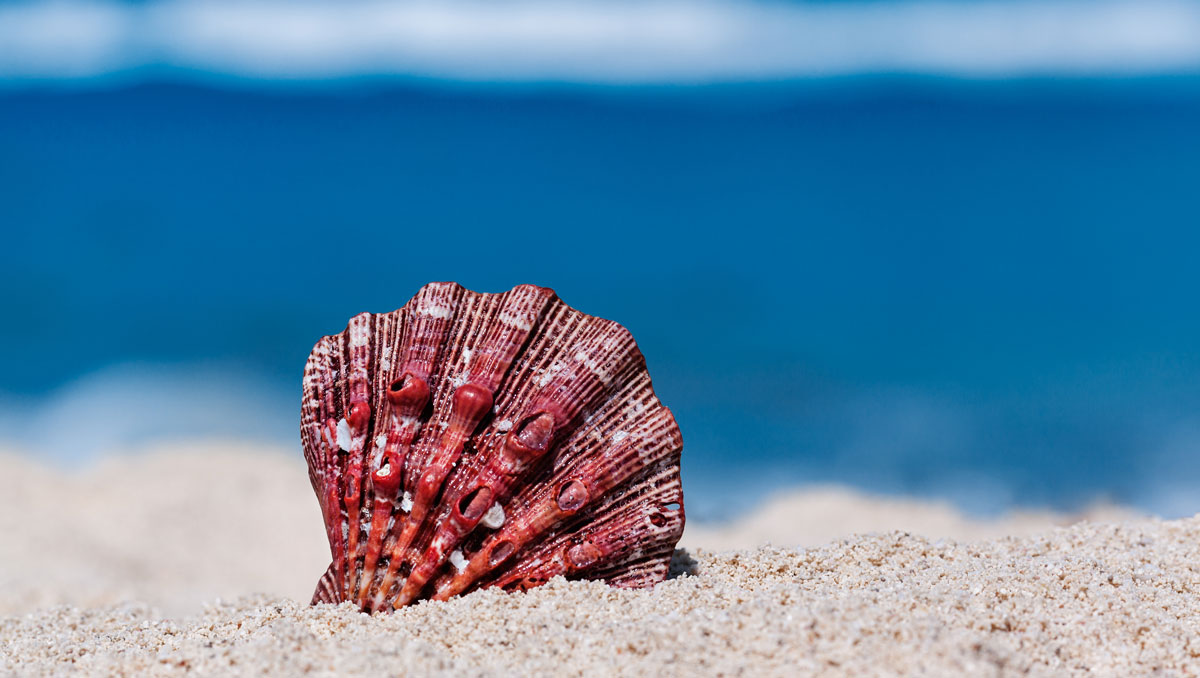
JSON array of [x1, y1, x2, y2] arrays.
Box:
[[302, 282, 684, 611]]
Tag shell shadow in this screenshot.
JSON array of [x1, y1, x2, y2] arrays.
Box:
[[667, 548, 699, 579]]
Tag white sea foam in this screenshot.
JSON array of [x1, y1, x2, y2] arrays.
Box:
[[0, 362, 294, 462], [0, 0, 1199, 86]]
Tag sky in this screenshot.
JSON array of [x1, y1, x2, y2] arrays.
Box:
[[2, 0, 1199, 520]]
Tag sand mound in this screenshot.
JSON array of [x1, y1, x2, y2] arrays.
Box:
[[684, 486, 1138, 551], [0, 443, 329, 617]]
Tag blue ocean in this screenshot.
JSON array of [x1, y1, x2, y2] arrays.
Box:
[[3, 0, 1200, 522]]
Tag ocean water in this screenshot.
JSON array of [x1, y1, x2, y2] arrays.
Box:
[[2, 78, 1199, 521]]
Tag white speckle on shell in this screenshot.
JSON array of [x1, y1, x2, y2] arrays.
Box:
[[374, 434, 387, 450], [496, 419, 513, 432], [349, 322, 370, 347], [336, 418, 351, 451], [400, 491, 414, 512], [449, 549, 468, 572], [420, 303, 453, 319], [462, 347, 473, 362], [498, 310, 533, 331], [481, 503, 506, 529], [612, 431, 629, 443], [574, 351, 612, 385], [449, 373, 468, 389], [536, 360, 565, 387]]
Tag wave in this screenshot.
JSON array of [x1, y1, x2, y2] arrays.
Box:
[[0, 363, 294, 462], [1, 0, 1199, 86]]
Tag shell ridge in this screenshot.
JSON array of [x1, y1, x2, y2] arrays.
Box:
[[354, 307, 406, 605], [370, 282, 466, 608], [337, 312, 375, 599], [480, 458, 683, 593], [391, 287, 557, 606], [397, 282, 466, 498]]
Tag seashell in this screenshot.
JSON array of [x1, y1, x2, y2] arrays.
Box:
[[301, 282, 684, 611]]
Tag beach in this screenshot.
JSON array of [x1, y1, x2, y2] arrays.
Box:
[[3, 442, 1198, 676]]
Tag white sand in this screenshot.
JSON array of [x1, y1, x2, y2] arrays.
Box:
[[2, 442, 1197, 676], [0, 443, 329, 617]]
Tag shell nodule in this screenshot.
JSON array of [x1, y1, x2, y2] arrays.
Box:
[[302, 282, 684, 611]]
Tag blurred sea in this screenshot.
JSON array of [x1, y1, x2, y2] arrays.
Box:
[[4, 77, 1199, 521], [3, 0, 1200, 521]]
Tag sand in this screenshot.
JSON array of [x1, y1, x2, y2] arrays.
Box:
[[3, 443, 1198, 676]]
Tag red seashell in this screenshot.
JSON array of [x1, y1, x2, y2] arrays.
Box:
[[301, 282, 684, 611]]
